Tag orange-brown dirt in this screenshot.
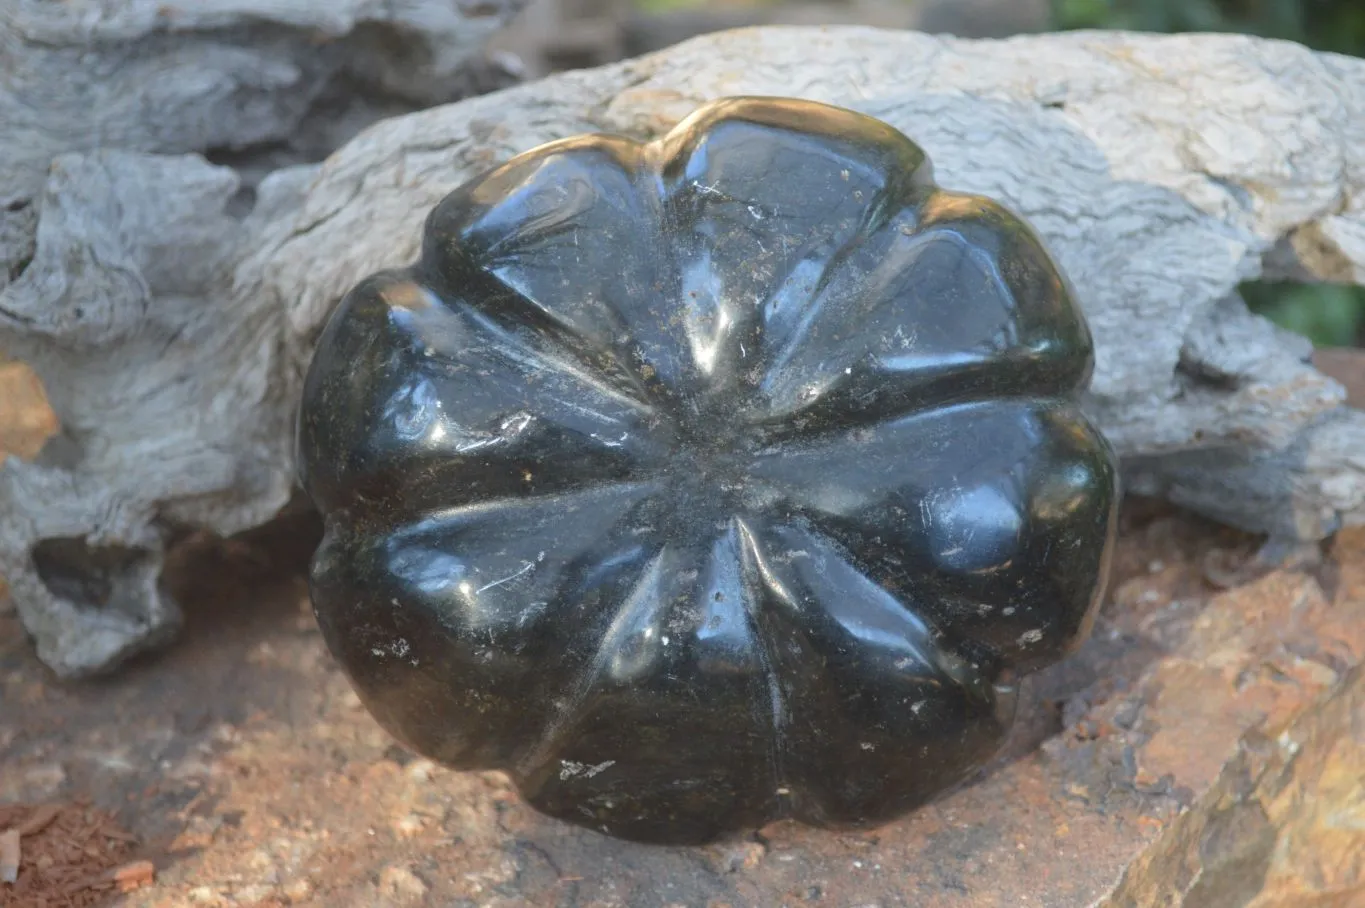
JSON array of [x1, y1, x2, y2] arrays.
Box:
[[0, 802, 145, 907]]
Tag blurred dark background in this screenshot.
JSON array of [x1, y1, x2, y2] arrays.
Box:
[[491, 0, 1365, 348]]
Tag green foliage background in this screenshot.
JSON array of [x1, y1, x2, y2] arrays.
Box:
[[1052, 0, 1365, 346]]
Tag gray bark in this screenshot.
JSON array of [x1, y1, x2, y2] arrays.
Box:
[[0, 0, 526, 285], [3, 26, 1364, 676]]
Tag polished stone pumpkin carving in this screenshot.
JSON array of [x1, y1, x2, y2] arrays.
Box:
[[297, 97, 1119, 844]]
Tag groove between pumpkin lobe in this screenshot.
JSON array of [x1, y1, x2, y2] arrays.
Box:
[[514, 518, 792, 811], [732, 518, 791, 807], [652, 134, 907, 419]]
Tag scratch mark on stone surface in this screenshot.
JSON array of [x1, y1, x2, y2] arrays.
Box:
[[560, 759, 616, 780], [476, 555, 543, 593]]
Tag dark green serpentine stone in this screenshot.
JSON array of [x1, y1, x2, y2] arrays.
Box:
[[297, 97, 1119, 845]]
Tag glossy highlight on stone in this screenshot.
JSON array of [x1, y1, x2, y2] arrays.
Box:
[[296, 97, 1119, 845]]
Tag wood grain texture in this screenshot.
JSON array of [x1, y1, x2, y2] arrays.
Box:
[[0, 0, 527, 285], [3, 26, 1364, 676]]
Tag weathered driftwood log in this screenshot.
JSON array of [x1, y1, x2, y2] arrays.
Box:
[[0, 0, 526, 287], [3, 27, 1365, 677]]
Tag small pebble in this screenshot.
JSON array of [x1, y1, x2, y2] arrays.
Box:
[[394, 813, 425, 837], [283, 877, 314, 902], [234, 883, 279, 905], [379, 862, 429, 903], [405, 758, 437, 783]]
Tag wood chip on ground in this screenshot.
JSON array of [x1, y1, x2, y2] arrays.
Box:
[[1, 827, 19, 883], [0, 802, 146, 908]]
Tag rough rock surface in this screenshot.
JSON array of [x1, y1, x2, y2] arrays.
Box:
[[4, 27, 1365, 676], [0, 0, 526, 285], [3, 499, 1362, 906], [0, 359, 57, 466], [493, 0, 1050, 79]]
